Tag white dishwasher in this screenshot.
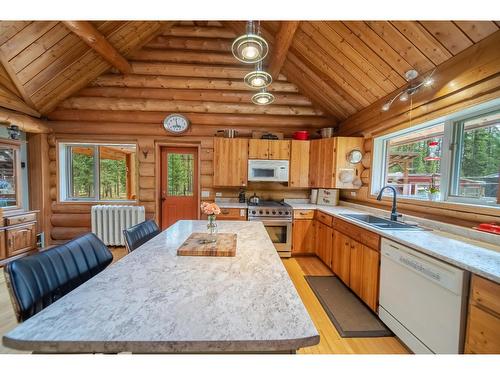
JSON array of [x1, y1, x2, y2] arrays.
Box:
[[379, 238, 469, 354]]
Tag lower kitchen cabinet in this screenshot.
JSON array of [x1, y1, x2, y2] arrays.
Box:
[[216, 208, 247, 221], [292, 219, 315, 255], [6, 222, 37, 258], [359, 246, 380, 311], [315, 221, 333, 268], [465, 275, 500, 354], [333, 231, 351, 286]]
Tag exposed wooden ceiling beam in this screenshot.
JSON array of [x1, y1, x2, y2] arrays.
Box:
[[267, 21, 300, 79], [62, 21, 132, 74], [0, 107, 50, 133]]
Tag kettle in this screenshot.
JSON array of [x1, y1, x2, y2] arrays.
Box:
[[248, 193, 260, 205]]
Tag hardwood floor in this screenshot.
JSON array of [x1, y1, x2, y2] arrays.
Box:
[[0, 249, 407, 354]]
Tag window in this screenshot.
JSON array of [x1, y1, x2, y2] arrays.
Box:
[[372, 101, 500, 208], [0, 142, 21, 208], [167, 153, 194, 196], [60, 143, 137, 202]]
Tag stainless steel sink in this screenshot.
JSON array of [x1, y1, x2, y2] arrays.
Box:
[[340, 214, 428, 231]]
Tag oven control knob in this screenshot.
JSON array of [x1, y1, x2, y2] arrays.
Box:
[[278, 211, 282, 215], [251, 210, 256, 214], [259, 210, 263, 214], [284, 211, 289, 215], [272, 211, 276, 214], [265, 210, 270, 215]]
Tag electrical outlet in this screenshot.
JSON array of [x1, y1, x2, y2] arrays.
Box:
[[215, 192, 222, 197], [350, 191, 357, 197], [201, 190, 210, 198]]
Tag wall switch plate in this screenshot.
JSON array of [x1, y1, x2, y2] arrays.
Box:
[[215, 192, 222, 197], [201, 190, 210, 198], [350, 191, 357, 197]]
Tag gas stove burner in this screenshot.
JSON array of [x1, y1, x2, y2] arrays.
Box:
[[247, 200, 292, 220]]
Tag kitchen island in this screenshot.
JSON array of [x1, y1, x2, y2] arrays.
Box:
[[3, 221, 319, 353]]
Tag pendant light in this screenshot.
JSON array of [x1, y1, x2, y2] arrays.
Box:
[[231, 21, 268, 64], [252, 88, 274, 105], [244, 61, 272, 89]]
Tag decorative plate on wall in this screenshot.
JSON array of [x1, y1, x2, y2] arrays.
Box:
[[163, 114, 190, 134]]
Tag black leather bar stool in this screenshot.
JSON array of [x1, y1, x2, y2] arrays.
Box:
[[122, 219, 161, 253]]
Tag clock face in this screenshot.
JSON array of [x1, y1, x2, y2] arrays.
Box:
[[163, 114, 190, 134], [347, 149, 363, 164]]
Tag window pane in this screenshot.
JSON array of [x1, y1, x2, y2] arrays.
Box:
[[69, 146, 95, 198], [0, 147, 18, 207], [167, 153, 194, 196], [99, 145, 136, 200], [385, 123, 444, 199], [455, 112, 500, 202]]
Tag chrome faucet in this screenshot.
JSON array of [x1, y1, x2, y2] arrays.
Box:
[[376, 186, 399, 221]]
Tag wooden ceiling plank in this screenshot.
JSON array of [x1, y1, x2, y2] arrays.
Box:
[[300, 22, 389, 97], [37, 22, 164, 113], [292, 30, 375, 106], [0, 63, 22, 97], [343, 21, 415, 77], [339, 31, 500, 135], [58, 96, 324, 116], [10, 23, 71, 74], [89, 74, 300, 92], [162, 26, 236, 39], [0, 21, 31, 46], [129, 49, 237, 65], [327, 21, 406, 87], [267, 21, 300, 79], [0, 85, 41, 117], [76, 87, 313, 106], [390, 21, 453, 65], [454, 21, 499, 42], [366, 21, 435, 74], [0, 55, 38, 110], [62, 21, 132, 74], [314, 22, 398, 93], [419, 21, 473, 55], [0, 107, 49, 133], [0, 21, 58, 61], [146, 36, 233, 52]]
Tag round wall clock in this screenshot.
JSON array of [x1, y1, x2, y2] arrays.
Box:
[[163, 114, 190, 134]]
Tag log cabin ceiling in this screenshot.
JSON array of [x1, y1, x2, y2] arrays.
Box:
[[0, 20, 499, 132]]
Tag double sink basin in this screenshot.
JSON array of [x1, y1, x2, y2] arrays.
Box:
[[340, 213, 428, 231]]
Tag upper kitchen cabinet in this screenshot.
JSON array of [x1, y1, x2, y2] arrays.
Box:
[[213, 138, 249, 187], [248, 139, 290, 160], [309, 137, 364, 189], [289, 140, 310, 188]]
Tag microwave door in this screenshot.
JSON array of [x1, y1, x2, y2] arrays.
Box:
[[252, 167, 275, 180]]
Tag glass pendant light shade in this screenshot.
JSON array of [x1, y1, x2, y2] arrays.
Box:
[[231, 21, 268, 64], [244, 62, 272, 88], [252, 89, 275, 105]]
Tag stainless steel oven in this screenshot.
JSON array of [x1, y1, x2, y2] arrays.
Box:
[[260, 219, 292, 258]]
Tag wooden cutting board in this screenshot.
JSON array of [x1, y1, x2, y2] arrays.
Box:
[[177, 233, 237, 257]]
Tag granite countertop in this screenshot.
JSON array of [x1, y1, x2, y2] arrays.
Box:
[[3, 221, 319, 353], [217, 202, 248, 209], [286, 201, 500, 283]]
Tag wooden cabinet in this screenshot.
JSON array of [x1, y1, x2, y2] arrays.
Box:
[[6, 222, 37, 258], [248, 139, 290, 160], [292, 219, 315, 255], [465, 275, 500, 354], [332, 228, 380, 311], [217, 208, 247, 221], [315, 221, 333, 268], [0, 230, 5, 260], [289, 140, 310, 188], [293, 209, 314, 220], [213, 138, 248, 187], [309, 137, 364, 188]]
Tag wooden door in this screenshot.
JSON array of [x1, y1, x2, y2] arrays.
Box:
[[268, 140, 290, 160], [6, 223, 36, 257], [161, 147, 199, 229], [289, 140, 310, 188], [309, 140, 321, 187], [360, 245, 380, 311], [292, 219, 315, 255], [349, 239, 364, 297], [213, 138, 248, 187], [248, 139, 269, 159], [0, 230, 5, 260], [319, 138, 336, 188]]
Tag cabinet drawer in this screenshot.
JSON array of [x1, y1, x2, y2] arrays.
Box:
[[217, 208, 247, 221], [334, 218, 380, 250], [294, 209, 314, 220], [4, 213, 37, 226], [470, 275, 500, 315], [465, 304, 500, 354], [315, 211, 333, 227], [6, 223, 37, 258]]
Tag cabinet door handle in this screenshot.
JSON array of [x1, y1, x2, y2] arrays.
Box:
[[221, 209, 230, 215]]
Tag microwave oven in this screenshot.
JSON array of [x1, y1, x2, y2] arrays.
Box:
[[248, 160, 289, 182]]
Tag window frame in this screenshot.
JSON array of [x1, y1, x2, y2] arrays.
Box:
[[372, 99, 500, 209], [0, 139, 22, 210], [59, 142, 138, 203]]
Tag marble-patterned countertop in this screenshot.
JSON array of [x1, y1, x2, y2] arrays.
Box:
[[214, 198, 248, 209], [286, 200, 500, 283], [3, 221, 319, 353]]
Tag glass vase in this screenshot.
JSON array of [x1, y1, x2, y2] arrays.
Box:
[[206, 214, 218, 243]]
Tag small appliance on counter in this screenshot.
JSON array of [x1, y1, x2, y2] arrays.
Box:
[[238, 188, 246, 203], [317, 189, 339, 206], [248, 193, 260, 205], [310, 189, 319, 204]]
